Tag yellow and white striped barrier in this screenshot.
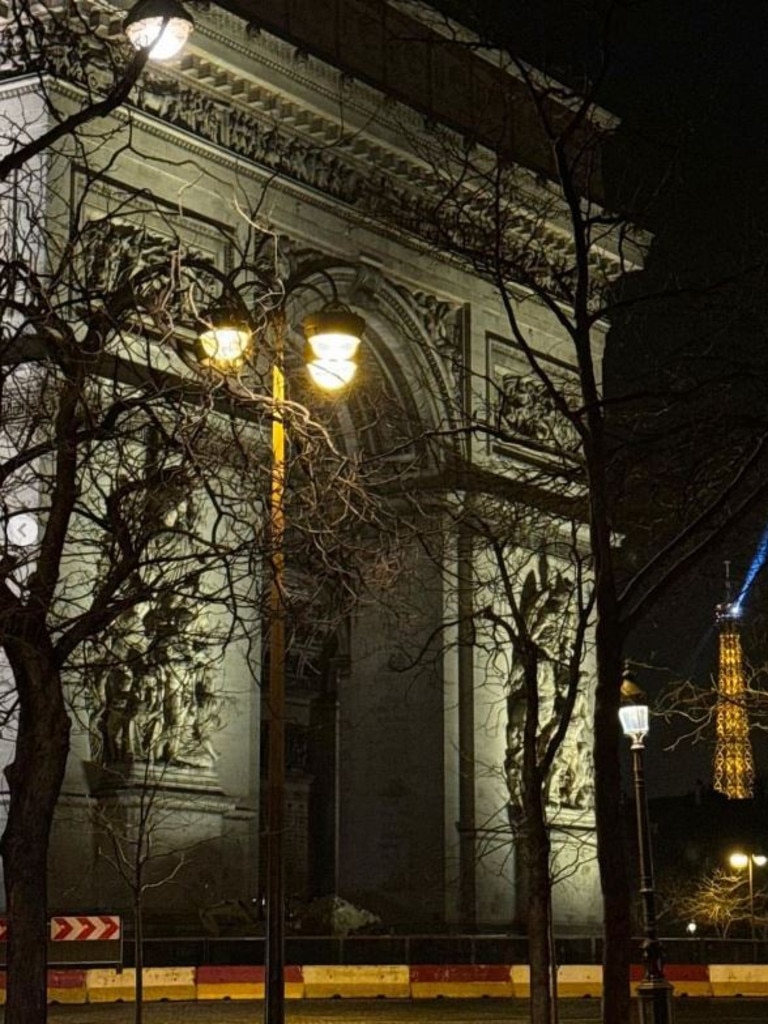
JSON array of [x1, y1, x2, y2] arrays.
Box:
[[558, 964, 603, 997], [708, 964, 768, 997], [1, 961, 766, 1001], [302, 964, 410, 998], [86, 967, 196, 1002]]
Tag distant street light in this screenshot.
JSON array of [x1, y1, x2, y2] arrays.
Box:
[[196, 272, 363, 1024], [124, 0, 194, 60], [685, 921, 697, 936], [620, 667, 674, 1024], [729, 850, 766, 952]]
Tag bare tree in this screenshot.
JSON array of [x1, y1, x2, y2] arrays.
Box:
[[90, 760, 223, 1024], [373, 5, 768, 1022], [0, 21, 395, 1019], [671, 868, 752, 939], [0, 1, 160, 185]]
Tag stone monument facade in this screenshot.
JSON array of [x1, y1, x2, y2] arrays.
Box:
[[0, 0, 637, 935]]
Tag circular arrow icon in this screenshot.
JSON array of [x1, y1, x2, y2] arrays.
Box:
[[6, 513, 38, 547]]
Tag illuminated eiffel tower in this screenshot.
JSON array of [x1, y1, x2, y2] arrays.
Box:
[[713, 564, 754, 799]]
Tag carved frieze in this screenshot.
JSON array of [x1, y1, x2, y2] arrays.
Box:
[[487, 333, 581, 471]]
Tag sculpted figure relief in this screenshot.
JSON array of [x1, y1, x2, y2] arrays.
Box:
[[86, 490, 222, 772], [504, 556, 590, 819], [90, 597, 221, 770], [497, 372, 579, 454]]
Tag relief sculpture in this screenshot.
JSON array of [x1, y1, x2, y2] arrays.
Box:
[[497, 372, 579, 454], [89, 594, 222, 771], [504, 556, 590, 821], [86, 491, 222, 773]]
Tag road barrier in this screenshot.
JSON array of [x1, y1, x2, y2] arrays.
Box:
[[0, 962, 766, 1002], [0, 915, 122, 968]]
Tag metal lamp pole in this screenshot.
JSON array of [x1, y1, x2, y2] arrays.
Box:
[[265, 313, 287, 1024], [620, 671, 674, 1024], [196, 291, 364, 1024], [730, 851, 766, 960]]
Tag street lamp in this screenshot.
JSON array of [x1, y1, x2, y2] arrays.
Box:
[[619, 667, 674, 1024], [124, 0, 194, 61], [729, 850, 766, 953], [197, 283, 363, 1024]]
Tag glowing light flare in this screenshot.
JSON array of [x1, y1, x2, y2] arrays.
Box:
[[734, 522, 768, 611], [306, 357, 357, 391], [196, 322, 252, 371], [124, 0, 193, 60], [619, 703, 649, 745], [302, 309, 364, 393]]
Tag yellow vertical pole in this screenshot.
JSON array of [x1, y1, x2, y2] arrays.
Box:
[[265, 312, 286, 1024]]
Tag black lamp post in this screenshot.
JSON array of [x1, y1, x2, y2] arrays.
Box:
[[619, 668, 674, 1024], [197, 287, 363, 1024]]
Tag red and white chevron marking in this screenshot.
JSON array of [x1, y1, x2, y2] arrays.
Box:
[[50, 916, 121, 942]]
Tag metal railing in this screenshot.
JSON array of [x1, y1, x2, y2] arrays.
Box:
[[125, 933, 768, 968]]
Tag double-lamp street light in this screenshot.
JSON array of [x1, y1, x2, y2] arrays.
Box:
[[120, 5, 364, 1021], [729, 850, 766, 951], [69, 5, 347, 1024], [620, 668, 674, 1024], [196, 277, 365, 1024]]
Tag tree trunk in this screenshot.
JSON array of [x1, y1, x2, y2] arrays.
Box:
[[582, 409, 632, 1024], [525, 789, 557, 1024], [593, 629, 631, 1024], [134, 894, 143, 1024], [1, 646, 70, 1024]]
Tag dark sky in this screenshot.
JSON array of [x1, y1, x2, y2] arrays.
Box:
[[464, 1, 768, 793], [600, 2, 768, 795]]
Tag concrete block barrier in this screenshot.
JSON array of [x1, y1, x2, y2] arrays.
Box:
[[86, 968, 135, 1002], [86, 967, 196, 1002], [11, 958, 768, 1002], [48, 969, 87, 1004], [664, 964, 712, 997], [557, 964, 602, 997], [510, 964, 530, 998], [195, 965, 303, 1000], [303, 964, 410, 998], [709, 964, 768, 997], [410, 964, 514, 998], [196, 965, 263, 1001]]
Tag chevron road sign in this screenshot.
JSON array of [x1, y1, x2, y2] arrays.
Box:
[[50, 916, 121, 942], [0, 915, 122, 966]]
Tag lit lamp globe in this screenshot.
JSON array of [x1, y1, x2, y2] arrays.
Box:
[[731, 852, 768, 869], [303, 309, 364, 391], [196, 307, 252, 372], [124, 0, 193, 61], [619, 669, 649, 747]]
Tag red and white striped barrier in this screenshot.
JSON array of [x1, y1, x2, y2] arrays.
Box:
[[2, 961, 768, 1003]]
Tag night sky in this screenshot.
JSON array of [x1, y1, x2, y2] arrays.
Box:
[[458, 1, 768, 793], [600, 2, 768, 794]]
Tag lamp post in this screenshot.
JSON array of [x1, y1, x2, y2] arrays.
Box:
[[619, 668, 674, 1024], [729, 850, 766, 956], [197, 284, 363, 1024]]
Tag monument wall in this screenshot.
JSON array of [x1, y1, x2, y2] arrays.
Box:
[[0, 0, 633, 935]]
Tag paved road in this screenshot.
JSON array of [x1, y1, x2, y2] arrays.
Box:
[[10, 1001, 768, 1023]]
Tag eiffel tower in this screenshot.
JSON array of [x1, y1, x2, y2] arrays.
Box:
[[713, 562, 754, 799]]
